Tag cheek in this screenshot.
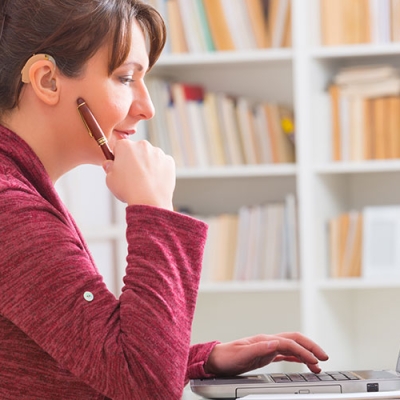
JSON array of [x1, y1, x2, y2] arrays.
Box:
[[100, 102, 128, 126], [100, 92, 131, 124]]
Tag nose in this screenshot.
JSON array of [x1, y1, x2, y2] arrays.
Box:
[[131, 80, 155, 121]]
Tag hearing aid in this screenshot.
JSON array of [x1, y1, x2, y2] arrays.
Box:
[[21, 54, 57, 84]]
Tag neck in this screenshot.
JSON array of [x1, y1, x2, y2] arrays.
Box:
[[3, 102, 79, 183]]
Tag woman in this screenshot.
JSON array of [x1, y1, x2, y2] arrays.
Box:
[[0, 0, 328, 399]]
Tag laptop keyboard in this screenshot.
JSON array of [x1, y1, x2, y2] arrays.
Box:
[[270, 372, 360, 383]]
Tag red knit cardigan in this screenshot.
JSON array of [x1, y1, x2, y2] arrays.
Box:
[[0, 125, 217, 399]]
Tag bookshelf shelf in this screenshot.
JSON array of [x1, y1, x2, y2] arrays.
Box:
[[156, 49, 293, 68], [315, 160, 400, 174], [177, 164, 297, 179], [310, 43, 400, 59], [200, 280, 300, 293], [318, 278, 400, 291]]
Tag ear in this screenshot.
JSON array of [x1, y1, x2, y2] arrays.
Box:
[[28, 60, 60, 106]]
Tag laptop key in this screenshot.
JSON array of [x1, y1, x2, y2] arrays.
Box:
[[318, 375, 335, 381], [301, 374, 321, 382], [288, 374, 306, 382], [341, 372, 360, 380], [270, 374, 291, 383], [330, 373, 350, 381]]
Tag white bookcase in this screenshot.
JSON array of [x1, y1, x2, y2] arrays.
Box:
[[56, 0, 400, 374]]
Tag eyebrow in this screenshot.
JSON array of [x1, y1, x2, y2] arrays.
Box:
[[122, 61, 145, 72]]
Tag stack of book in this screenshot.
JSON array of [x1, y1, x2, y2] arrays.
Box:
[[145, 0, 291, 53], [147, 79, 295, 168], [198, 194, 299, 283], [320, 0, 400, 46], [329, 206, 400, 279], [328, 64, 400, 161]]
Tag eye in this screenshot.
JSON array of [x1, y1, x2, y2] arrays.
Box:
[[119, 76, 134, 85]]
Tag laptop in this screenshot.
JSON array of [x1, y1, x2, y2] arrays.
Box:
[[190, 351, 400, 399]]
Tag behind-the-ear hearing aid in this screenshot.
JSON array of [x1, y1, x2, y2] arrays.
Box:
[[21, 54, 57, 84]]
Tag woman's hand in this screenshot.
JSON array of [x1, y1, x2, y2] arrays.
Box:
[[103, 139, 176, 210], [204, 332, 329, 377]]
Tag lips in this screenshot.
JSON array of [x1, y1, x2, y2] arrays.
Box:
[[114, 129, 136, 139]]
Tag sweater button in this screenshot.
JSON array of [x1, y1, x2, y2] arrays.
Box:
[[83, 291, 94, 302]]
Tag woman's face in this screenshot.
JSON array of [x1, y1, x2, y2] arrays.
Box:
[[59, 19, 155, 165]]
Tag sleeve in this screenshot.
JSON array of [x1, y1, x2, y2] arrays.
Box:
[[0, 182, 208, 400], [186, 342, 220, 383]]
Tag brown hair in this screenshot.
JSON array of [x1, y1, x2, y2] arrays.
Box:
[[0, 0, 166, 114]]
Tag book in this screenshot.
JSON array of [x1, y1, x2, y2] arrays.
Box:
[[320, 0, 390, 46], [263, 203, 285, 280], [220, 0, 251, 51], [253, 104, 273, 163], [186, 100, 209, 167], [244, 0, 271, 48], [164, 103, 185, 167], [282, 2, 292, 47], [236, 97, 259, 165], [212, 214, 239, 281], [334, 64, 398, 86], [202, 0, 235, 51], [329, 84, 342, 161], [177, 0, 207, 53], [362, 98, 374, 160], [234, 206, 252, 280], [170, 82, 199, 166], [371, 97, 388, 159], [349, 96, 364, 161], [166, 0, 188, 53], [349, 212, 363, 277], [194, 0, 215, 51], [264, 103, 295, 163], [283, 194, 299, 280], [217, 95, 245, 165], [320, 0, 345, 46], [146, 78, 173, 155], [369, 0, 391, 44], [338, 212, 350, 277], [387, 96, 400, 159], [362, 206, 400, 278], [391, 0, 400, 41], [340, 77, 400, 98], [268, 0, 290, 48], [202, 92, 226, 165], [329, 215, 340, 278], [341, 210, 361, 277]]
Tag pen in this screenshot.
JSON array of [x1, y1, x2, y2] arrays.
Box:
[[76, 98, 115, 160]]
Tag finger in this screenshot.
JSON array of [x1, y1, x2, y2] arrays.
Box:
[[272, 337, 322, 367], [273, 355, 302, 364], [273, 355, 322, 374], [307, 362, 323, 374], [276, 333, 329, 361]]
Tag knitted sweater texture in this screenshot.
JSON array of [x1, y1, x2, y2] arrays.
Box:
[[0, 125, 216, 399]]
